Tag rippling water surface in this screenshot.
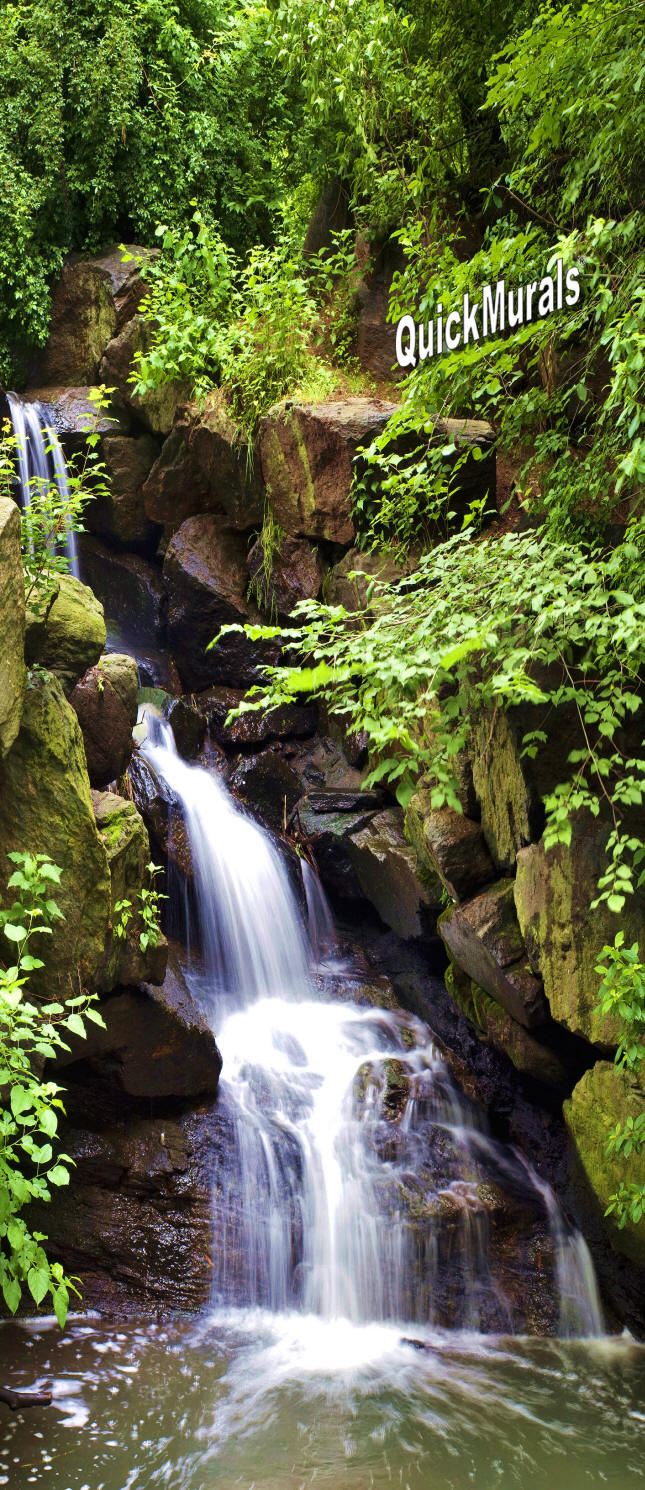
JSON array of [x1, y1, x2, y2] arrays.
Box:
[[2, 1313, 644, 1489]]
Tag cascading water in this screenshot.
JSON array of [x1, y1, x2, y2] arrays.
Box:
[[6, 392, 79, 577], [141, 719, 604, 1340]]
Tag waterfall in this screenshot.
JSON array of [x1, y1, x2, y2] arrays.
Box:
[[141, 721, 604, 1337], [6, 392, 79, 578]]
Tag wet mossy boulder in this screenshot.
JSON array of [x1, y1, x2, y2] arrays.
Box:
[[513, 813, 644, 1046], [70, 652, 139, 788], [92, 789, 167, 991], [565, 1062, 645, 1269], [0, 496, 26, 756], [86, 432, 160, 549], [0, 674, 110, 993], [347, 807, 439, 938], [445, 960, 570, 1088], [469, 698, 583, 872], [25, 573, 106, 694], [143, 389, 263, 536], [30, 245, 154, 386], [260, 398, 396, 545], [438, 879, 548, 1030], [405, 797, 494, 904]]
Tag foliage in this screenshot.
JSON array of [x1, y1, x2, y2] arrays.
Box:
[[113, 863, 166, 955], [594, 932, 645, 1231], [247, 504, 285, 620], [0, 853, 105, 1326], [0, 0, 300, 383]]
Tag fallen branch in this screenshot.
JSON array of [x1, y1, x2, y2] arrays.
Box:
[[0, 1386, 52, 1411]]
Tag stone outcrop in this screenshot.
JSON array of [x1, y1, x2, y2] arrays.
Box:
[[445, 961, 571, 1089], [99, 315, 190, 436], [0, 675, 111, 993], [24, 573, 107, 695], [30, 245, 155, 386], [439, 880, 548, 1030], [71, 653, 139, 788], [247, 533, 326, 620], [346, 807, 438, 939], [128, 751, 194, 879], [143, 390, 263, 536], [77, 533, 166, 643], [164, 514, 277, 690], [469, 699, 581, 872], [23, 386, 129, 445], [195, 685, 316, 751], [229, 751, 303, 834], [0, 496, 26, 756], [565, 1062, 645, 1269], [260, 398, 397, 545], [85, 431, 161, 549], [92, 788, 167, 990], [513, 813, 643, 1046], [407, 803, 495, 904]]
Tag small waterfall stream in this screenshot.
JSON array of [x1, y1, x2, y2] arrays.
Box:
[[142, 721, 604, 1341], [6, 392, 79, 577]]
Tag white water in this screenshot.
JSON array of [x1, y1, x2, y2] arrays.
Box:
[[141, 721, 604, 1343], [6, 392, 79, 577]]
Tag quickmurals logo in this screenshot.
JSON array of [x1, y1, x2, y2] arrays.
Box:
[[395, 258, 581, 368]]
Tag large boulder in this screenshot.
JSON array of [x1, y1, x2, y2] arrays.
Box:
[[0, 497, 26, 755], [247, 533, 326, 620], [296, 800, 379, 899], [164, 514, 276, 690], [92, 789, 167, 990], [565, 1062, 645, 1269], [438, 880, 549, 1030], [196, 685, 316, 751], [23, 386, 129, 447], [143, 390, 263, 536], [445, 960, 571, 1088], [99, 315, 191, 435], [128, 752, 193, 879], [347, 807, 438, 938], [0, 675, 110, 993], [30, 245, 155, 385], [513, 814, 643, 1046], [229, 751, 303, 834], [469, 700, 581, 872], [77, 533, 166, 643], [58, 947, 218, 1098], [405, 800, 495, 904], [70, 653, 139, 788], [25, 572, 106, 694], [259, 398, 396, 545], [85, 432, 161, 549]]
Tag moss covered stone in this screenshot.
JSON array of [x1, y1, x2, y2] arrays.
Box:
[[92, 790, 167, 990], [438, 879, 548, 1029], [25, 572, 106, 694], [565, 1062, 645, 1269], [470, 708, 536, 872], [347, 807, 437, 938], [445, 959, 570, 1087], [513, 813, 643, 1047], [0, 497, 26, 756], [0, 674, 110, 992], [405, 791, 494, 903]]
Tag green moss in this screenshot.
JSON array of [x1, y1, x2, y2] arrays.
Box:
[[565, 1062, 645, 1268]]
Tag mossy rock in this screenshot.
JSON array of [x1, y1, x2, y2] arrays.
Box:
[[513, 812, 644, 1047], [0, 674, 110, 992], [470, 708, 536, 872], [0, 497, 26, 756], [445, 960, 570, 1088], [92, 790, 167, 991], [565, 1062, 645, 1269], [348, 807, 437, 938], [25, 572, 106, 694]]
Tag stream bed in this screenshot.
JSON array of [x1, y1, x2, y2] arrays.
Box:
[[2, 1312, 645, 1489]]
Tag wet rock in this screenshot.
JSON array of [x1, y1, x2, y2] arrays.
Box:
[[0, 496, 26, 755], [85, 432, 161, 549], [295, 802, 377, 898], [347, 808, 438, 938], [445, 960, 572, 1089], [57, 950, 219, 1098], [438, 880, 549, 1030], [29, 1102, 228, 1313], [77, 533, 166, 641], [164, 514, 277, 690], [0, 675, 110, 993], [247, 533, 326, 619], [162, 695, 207, 760], [30, 245, 155, 385], [143, 390, 263, 536], [128, 751, 193, 879], [513, 812, 645, 1046], [92, 789, 167, 990], [70, 653, 139, 788], [565, 1062, 645, 1269], [196, 685, 316, 750], [324, 545, 412, 611], [259, 397, 397, 545], [229, 751, 302, 833], [405, 800, 494, 903], [99, 314, 191, 435], [25, 572, 106, 694], [23, 386, 129, 445]]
